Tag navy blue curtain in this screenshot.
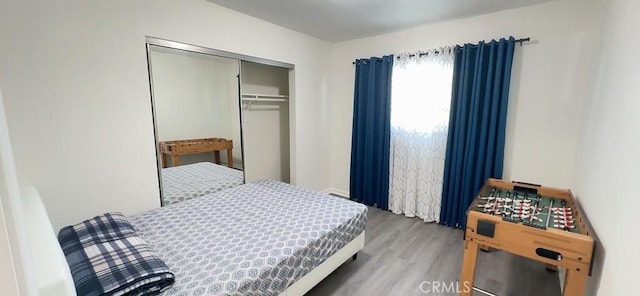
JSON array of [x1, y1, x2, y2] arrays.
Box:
[[440, 37, 516, 228], [350, 55, 394, 210]]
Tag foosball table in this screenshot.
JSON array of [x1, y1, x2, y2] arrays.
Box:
[[159, 138, 233, 168], [460, 178, 595, 296]]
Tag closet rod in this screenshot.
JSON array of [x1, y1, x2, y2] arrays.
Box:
[[242, 94, 289, 99], [242, 98, 287, 102]]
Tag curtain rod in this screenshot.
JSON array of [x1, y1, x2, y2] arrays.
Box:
[[352, 37, 530, 65]]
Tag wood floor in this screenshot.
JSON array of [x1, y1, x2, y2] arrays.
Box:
[[305, 207, 561, 296]]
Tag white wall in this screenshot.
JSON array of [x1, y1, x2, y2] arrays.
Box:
[[241, 62, 290, 96], [150, 47, 241, 166], [0, 0, 332, 231], [328, 0, 602, 194], [572, 0, 640, 295], [152, 48, 236, 142]]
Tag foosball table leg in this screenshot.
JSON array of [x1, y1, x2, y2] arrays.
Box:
[[563, 268, 587, 296], [227, 149, 233, 168], [161, 154, 168, 168], [214, 151, 221, 165], [460, 239, 479, 296]]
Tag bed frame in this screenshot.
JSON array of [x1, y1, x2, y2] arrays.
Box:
[[22, 186, 77, 296], [281, 232, 365, 296], [159, 138, 233, 168]]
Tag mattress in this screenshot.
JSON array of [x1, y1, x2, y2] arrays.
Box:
[[131, 180, 367, 296], [161, 162, 244, 206]]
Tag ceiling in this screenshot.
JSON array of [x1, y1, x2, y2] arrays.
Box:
[[207, 0, 556, 42]]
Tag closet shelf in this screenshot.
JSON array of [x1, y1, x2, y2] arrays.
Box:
[[241, 93, 289, 101]]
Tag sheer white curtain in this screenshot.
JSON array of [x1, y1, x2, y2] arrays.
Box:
[[388, 47, 454, 222]]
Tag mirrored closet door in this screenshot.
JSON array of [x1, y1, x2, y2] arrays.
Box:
[[146, 38, 294, 207], [147, 43, 244, 206]]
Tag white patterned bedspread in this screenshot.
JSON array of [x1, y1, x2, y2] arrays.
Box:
[[162, 162, 244, 206], [131, 180, 367, 296]]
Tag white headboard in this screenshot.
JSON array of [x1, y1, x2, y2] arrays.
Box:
[[0, 85, 76, 296], [21, 186, 76, 296], [0, 84, 34, 295]]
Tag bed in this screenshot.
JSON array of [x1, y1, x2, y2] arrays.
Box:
[[29, 180, 366, 296], [131, 180, 367, 296], [161, 161, 244, 206]]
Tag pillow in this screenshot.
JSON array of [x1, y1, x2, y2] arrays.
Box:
[[58, 213, 174, 296]]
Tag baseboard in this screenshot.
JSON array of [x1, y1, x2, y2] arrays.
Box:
[[321, 188, 350, 199]]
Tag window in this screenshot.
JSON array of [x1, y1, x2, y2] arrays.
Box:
[[391, 54, 453, 134]]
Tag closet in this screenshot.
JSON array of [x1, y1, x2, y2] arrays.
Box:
[[146, 37, 294, 206], [240, 61, 291, 183]]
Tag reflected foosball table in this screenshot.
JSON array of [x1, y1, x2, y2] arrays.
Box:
[[159, 138, 233, 168], [460, 178, 595, 296]]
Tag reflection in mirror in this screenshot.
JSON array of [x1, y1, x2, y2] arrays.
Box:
[[147, 44, 245, 206]]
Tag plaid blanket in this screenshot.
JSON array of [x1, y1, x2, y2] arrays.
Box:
[[58, 212, 174, 296]]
